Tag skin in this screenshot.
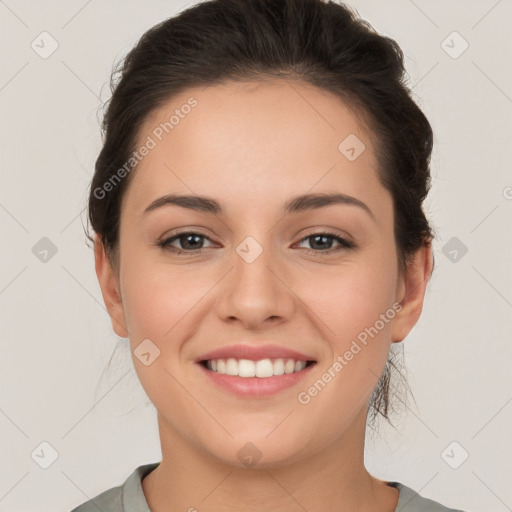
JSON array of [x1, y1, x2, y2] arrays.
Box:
[[94, 79, 432, 512]]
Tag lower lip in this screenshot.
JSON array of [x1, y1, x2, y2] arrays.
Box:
[[196, 362, 317, 398]]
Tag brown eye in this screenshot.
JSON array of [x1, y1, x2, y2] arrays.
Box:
[[296, 232, 355, 254], [158, 231, 214, 253]]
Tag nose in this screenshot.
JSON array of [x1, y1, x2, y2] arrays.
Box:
[[215, 237, 295, 330]]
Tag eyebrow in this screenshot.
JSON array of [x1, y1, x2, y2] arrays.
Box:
[[143, 192, 375, 220]]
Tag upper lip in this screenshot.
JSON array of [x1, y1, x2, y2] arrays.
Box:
[[196, 344, 317, 363]]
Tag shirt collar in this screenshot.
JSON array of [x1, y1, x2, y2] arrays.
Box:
[[121, 462, 160, 511]]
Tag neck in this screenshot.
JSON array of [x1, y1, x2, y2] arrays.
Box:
[[142, 407, 399, 512]]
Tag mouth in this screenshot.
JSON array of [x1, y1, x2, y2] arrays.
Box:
[[196, 357, 317, 398], [194, 344, 318, 397], [198, 358, 317, 378]]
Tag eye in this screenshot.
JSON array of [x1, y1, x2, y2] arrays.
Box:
[[157, 230, 355, 255], [295, 231, 355, 254], [158, 231, 215, 254]]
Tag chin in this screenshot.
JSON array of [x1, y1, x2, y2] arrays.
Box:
[[203, 433, 312, 470]]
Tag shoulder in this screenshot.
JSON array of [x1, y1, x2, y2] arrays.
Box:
[[70, 485, 123, 512], [69, 462, 160, 512], [392, 482, 468, 512]]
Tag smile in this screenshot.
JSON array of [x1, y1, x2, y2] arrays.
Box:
[[201, 358, 314, 377], [197, 358, 317, 398]]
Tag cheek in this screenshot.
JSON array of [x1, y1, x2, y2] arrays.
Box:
[[293, 266, 397, 424], [121, 264, 203, 341], [119, 264, 206, 406], [300, 257, 398, 343], [294, 251, 398, 408]]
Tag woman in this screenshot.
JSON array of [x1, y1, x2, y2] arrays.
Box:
[[72, 0, 467, 510]]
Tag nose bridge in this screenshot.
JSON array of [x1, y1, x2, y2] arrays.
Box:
[[217, 232, 294, 325], [233, 232, 280, 295]]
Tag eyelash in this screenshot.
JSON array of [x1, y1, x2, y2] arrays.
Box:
[[157, 230, 355, 256]]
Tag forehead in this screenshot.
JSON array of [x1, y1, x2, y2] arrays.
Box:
[[123, 79, 387, 219]]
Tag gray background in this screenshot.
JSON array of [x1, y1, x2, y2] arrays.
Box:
[[1, 1, 511, 511]]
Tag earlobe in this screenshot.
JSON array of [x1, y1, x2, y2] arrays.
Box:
[[391, 243, 433, 343], [93, 234, 129, 338]]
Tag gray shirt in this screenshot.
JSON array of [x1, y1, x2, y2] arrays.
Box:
[[70, 462, 467, 512]]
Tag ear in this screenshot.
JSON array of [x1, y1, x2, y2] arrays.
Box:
[[391, 242, 433, 343], [93, 234, 129, 338]]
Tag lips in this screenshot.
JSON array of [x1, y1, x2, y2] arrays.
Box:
[[195, 343, 317, 364]]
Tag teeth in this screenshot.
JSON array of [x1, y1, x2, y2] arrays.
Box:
[[205, 358, 308, 377], [285, 359, 295, 373]]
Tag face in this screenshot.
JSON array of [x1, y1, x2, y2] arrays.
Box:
[[95, 79, 429, 468]]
